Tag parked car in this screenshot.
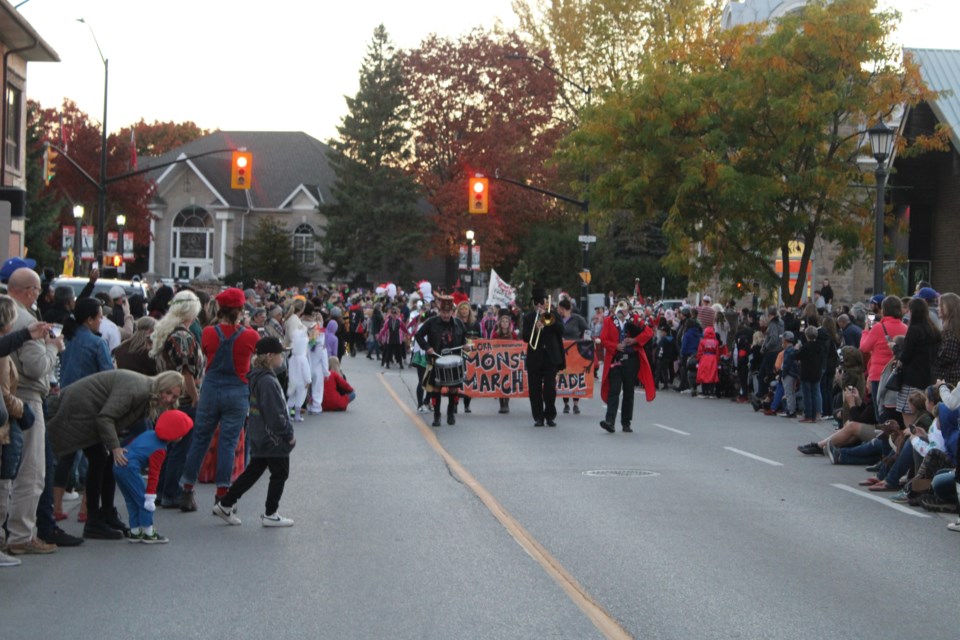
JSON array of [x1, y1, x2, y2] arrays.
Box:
[[49, 276, 149, 302], [653, 299, 686, 314]]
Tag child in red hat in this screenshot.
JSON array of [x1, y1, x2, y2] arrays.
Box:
[[114, 410, 193, 543]]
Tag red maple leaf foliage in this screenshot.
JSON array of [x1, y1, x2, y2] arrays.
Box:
[[400, 30, 567, 268], [33, 99, 154, 251]]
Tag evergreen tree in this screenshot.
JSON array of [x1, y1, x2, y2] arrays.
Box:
[[228, 217, 308, 287], [24, 101, 68, 271], [323, 24, 423, 285]]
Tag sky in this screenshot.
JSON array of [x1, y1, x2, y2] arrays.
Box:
[[16, 0, 960, 145]]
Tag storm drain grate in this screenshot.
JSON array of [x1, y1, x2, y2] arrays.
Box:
[[582, 469, 660, 478]]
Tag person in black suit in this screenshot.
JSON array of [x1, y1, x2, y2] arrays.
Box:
[[522, 288, 566, 427]]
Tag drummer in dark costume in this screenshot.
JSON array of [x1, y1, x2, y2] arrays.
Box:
[[522, 288, 566, 427], [414, 295, 467, 427]]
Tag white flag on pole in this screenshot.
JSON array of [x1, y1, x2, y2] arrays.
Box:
[[486, 269, 516, 306]]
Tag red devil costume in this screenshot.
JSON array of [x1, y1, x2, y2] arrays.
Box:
[[599, 305, 655, 433]]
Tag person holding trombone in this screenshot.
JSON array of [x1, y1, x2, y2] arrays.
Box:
[[522, 288, 566, 427]]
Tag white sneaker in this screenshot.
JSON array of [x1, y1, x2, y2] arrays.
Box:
[[0, 550, 21, 567], [63, 491, 81, 502], [947, 520, 960, 533], [261, 513, 294, 528], [212, 502, 241, 525]]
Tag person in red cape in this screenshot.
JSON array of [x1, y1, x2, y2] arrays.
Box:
[[599, 302, 655, 433]]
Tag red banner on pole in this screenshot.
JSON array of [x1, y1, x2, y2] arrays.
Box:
[[462, 339, 595, 398]]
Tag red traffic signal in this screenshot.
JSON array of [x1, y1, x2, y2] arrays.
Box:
[[469, 176, 488, 214], [231, 151, 252, 190]]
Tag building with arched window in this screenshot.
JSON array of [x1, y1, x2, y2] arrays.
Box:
[[144, 131, 334, 282], [722, 0, 809, 30]]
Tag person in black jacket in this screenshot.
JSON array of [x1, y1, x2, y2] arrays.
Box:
[[414, 296, 466, 427], [796, 325, 825, 423], [896, 297, 941, 419], [522, 288, 566, 427]]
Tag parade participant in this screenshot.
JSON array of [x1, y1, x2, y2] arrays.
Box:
[[493, 309, 517, 414], [409, 310, 429, 412], [303, 304, 328, 416], [115, 409, 193, 544], [212, 337, 296, 528], [414, 295, 466, 427], [557, 298, 590, 416], [456, 302, 481, 413], [322, 357, 356, 411], [378, 306, 408, 369], [348, 295, 365, 357], [286, 327, 311, 422], [46, 370, 184, 540], [177, 288, 259, 512], [522, 288, 565, 427], [599, 302, 655, 433]]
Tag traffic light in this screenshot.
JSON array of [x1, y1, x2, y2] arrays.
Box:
[[469, 176, 488, 214], [111, 254, 123, 268], [231, 151, 252, 190], [43, 146, 58, 185]]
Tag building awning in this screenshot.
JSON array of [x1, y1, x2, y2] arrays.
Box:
[[0, 1, 58, 62]]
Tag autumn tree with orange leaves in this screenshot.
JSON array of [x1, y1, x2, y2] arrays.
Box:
[[562, 0, 947, 306], [400, 30, 566, 270]]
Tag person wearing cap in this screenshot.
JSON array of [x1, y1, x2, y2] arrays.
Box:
[[243, 288, 260, 315], [45, 369, 184, 540], [522, 288, 566, 427], [0, 256, 36, 285], [115, 409, 193, 543], [212, 336, 295, 528], [916, 287, 941, 329], [695, 294, 716, 328], [414, 295, 467, 427], [677, 306, 703, 394], [178, 288, 260, 512], [860, 295, 907, 419]]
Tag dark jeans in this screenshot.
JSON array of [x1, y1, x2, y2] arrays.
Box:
[[881, 439, 915, 486], [36, 431, 57, 538], [218, 456, 289, 516], [837, 438, 889, 466], [527, 365, 559, 422], [413, 365, 426, 408], [605, 358, 639, 427], [83, 443, 116, 521]]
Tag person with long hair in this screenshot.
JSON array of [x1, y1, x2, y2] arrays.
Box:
[[322, 356, 355, 411], [150, 290, 204, 508], [819, 315, 843, 420], [896, 297, 941, 420], [46, 370, 184, 540], [114, 316, 158, 376], [493, 310, 517, 414], [177, 289, 258, 512], [934, 292, 960, 385]]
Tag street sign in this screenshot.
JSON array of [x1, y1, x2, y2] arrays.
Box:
[[578, 235, 597, 243]]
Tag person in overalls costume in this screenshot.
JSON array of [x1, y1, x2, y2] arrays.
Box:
[[177, 288, 259, 511]]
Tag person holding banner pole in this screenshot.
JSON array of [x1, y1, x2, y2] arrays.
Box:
[[557, 298, 590, 416], [522, 288, 566, 428], [493, 310, 518, 414]]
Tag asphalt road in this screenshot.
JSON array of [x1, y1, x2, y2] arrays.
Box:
[[3, 356, 959, 640]]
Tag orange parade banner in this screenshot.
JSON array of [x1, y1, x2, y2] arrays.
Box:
[[462, 339, 595, 398]]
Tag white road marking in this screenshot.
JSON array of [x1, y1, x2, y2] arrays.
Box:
[[651, 423, 690, 436], [724, 447, 784, 466], [832, 483, 931, 518]]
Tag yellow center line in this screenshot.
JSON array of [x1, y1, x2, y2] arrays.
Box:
[[378, 374, 633, 640]]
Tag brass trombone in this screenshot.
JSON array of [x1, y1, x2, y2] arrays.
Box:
[[529, 295, 555, 350]]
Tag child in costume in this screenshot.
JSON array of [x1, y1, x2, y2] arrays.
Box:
[[213, 337, 296, 527], [286, 328, 311, 422], [114, 409, 194, 543]]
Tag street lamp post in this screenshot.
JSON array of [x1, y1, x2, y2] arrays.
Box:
[[72, 204, 84, 275], [116, 213, 126, 272], [77, 18, 109, 266], [465, 229, 475, 294], [505, 54, 592, 313], [868, 120, 895, 297]]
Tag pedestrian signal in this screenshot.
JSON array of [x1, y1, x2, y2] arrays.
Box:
[[469, 176, 488, 214], [111, 254, 123, 268], [231, 151, 252, 190]]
